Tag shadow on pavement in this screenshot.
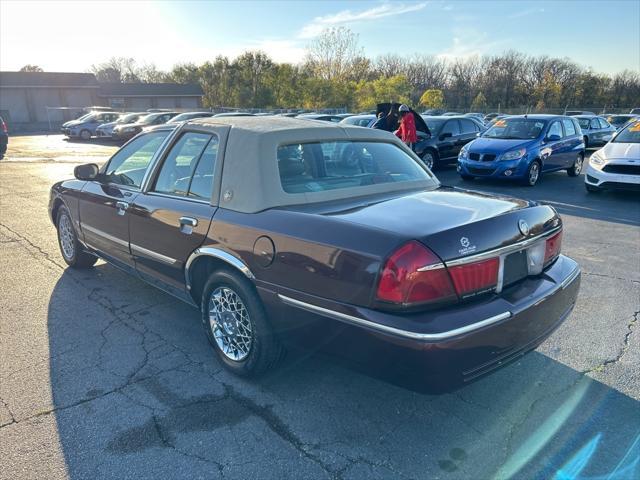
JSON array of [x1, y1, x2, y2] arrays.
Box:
[[47, 265, 640, 479]]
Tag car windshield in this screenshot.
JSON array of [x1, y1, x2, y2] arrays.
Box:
[[278, 141, 433, 194], [169, 113, 210, 123], [612, 121, 640, 143], [116, 113, 141, 124], [607, 116, 633, 126], [483, 118, 546, 139], [422, 118, 446, 131], [139, 114, 158, 124]]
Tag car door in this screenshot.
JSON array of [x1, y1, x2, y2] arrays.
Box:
[[78, 130, 172, 271], [128, 126, 229, 297], [561, 118, 581, 166], [437, 120, 460, 160], [541, 120, 566, 171], [458, 119, 480, 149], [598, 117, 615, 143]]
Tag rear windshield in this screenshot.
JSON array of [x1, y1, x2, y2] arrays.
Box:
[[612, 121, 640, 143], [483, 118, 547, 139], [277, 141, 431, 194], [607, 115, 634, 125]]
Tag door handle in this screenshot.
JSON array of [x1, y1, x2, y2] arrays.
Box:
[[179, 216, 198, 234], [116, 201, 129, 216]]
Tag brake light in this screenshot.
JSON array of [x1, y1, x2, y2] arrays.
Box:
[[544, 230, 562, 265], [376, 241, 456, 305], [448, 257, 499, 297]]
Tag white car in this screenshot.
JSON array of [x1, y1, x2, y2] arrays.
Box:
[[585, 120, 640, 193]]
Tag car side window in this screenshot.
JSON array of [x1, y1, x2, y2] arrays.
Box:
[[188, 136, 219, 201], [441, 120, 460, 136], [547, 121, 563, 138], [598, 118, 610, 129], [459, 119, 478, 134], [562, 119, 576, 136], [104, 131, 170, 188], [590, 118, 600, 129], [153, 132, 212, 197]]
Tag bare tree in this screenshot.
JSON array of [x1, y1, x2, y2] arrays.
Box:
[[375, 54, 407, 78], [19, 64, 43, 72], [304, 27, 363, 81], [90, 57, 140, 83]]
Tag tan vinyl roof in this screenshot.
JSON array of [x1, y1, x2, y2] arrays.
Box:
[[186, 116, 438, 213]]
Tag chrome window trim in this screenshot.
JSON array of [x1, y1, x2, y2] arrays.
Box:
[[140, 126, 184, 192], [446, 226, 561, 267], [184, 247, 255, 291], [278, 294, 512, 342], [131, 244, 177, 265], [144, 191, 211, 205]]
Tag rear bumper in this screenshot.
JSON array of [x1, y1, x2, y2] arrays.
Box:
[[260, 254, 580, 389]]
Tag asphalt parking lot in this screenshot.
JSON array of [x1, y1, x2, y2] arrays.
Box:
[[0, 134, 638, 480]]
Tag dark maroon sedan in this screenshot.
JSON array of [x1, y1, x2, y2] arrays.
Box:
[[49, 117, 580, 388]]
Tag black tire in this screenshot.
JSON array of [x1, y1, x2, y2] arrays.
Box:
[[583, 136, 589, 149], [585, 183, 601, 193], [460, 174, 475, 181], [421, 149, 438, 170], [201, 269, 283, 377], [567, 153, 584, 177], [56, 206, 97, 268], [523, 160, 541, 186], [79, 129, 92, 141]]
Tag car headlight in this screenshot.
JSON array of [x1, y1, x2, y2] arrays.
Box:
[[590, 152, 605, 166], [499, 148, 526, 161], [458, 145, 469, 159]]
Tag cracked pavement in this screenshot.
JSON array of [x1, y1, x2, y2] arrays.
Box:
[[0, 138, 639, 479]]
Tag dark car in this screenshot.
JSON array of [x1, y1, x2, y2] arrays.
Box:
[[112, 112, 178, 140], [565, 110, 596, 116], [574, 115, 616, 148], [0, 116, 7, 159], [168, 112, 216, 123], [419, 115, 484, 169], [96, 112, 148, 138], [483, 113, 501, 123], [457, 115, 585, 186], [49, 117, 580, 389], [296, 113, 343, 122], [604, 114, 639, 131], [629, 108, 640, 115]]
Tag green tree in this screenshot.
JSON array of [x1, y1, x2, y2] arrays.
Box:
[[355, 75, 411, 111], [419, 89, 445, 109], [470, 92, 487, 111], [168, 63, 200, 84]]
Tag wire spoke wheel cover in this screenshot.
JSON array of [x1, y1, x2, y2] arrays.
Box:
[[208, 287, 253, 361], [529, 162, 539, 184], [574, 155, 583, 174], [422, 152, 434, 169], [59, 214, 75, 260]]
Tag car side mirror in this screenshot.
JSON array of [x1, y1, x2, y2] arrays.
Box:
[[439, 132, 453, 140], [545, 134, 561, 142], [74, 163, 99, 181]]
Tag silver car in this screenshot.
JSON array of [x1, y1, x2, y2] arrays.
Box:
[[96, 112, 147, 138], [575, 115, 616, 148]]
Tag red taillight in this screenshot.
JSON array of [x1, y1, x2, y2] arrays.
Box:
[[376, 241, 456, 305], [544, 230, 562, 265], [448, 257, 500, 297]]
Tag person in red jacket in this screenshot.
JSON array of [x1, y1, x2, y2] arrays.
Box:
[[395, 104, 417, 149]]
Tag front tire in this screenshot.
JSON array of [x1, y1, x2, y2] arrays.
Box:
[[56, 206, 97, 268], [79, 129, 91, 141], [201, 270, 283, 377], [567, 153, 584, 177], [523, 160, 541, 186], [421, 149, 438, 170]]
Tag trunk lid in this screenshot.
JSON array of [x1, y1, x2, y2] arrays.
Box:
[[321, 187, 559, 262]]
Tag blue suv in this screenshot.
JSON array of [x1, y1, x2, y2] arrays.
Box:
[[457, 115, 585, 186]]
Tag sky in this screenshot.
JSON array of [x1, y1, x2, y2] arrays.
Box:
[[1, 0, 639, 75]]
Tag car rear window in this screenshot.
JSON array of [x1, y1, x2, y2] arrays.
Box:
[[277, 141, 430, 194]]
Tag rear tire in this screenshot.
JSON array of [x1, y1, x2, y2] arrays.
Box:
[[523, 160, 541, 186], [56, 206, 97, 268], [201, 269, 283, 377], [567, 153, 584, 177]]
